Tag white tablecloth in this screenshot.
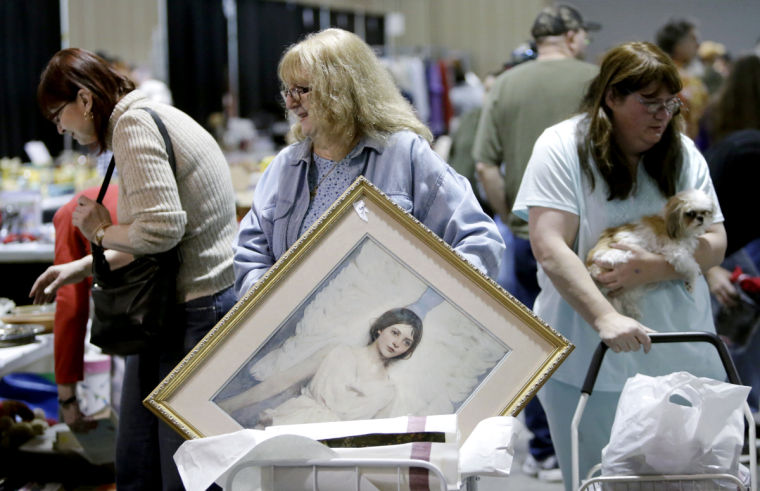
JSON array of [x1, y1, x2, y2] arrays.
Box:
[[0, 333, 54, 378]]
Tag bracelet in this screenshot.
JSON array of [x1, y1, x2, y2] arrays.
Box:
[[58, 395, 77, 406]]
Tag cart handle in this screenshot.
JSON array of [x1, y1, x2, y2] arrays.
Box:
[[581, 331, 741, 395]]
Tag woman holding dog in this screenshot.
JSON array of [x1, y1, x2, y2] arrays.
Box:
[[512, 41, 727, 489]]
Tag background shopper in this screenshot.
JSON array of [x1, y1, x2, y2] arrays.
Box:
[[30, 48, 237, 490]]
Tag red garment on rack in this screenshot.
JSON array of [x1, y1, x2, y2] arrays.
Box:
[[438, 60, 454, 133], [53, 186, 118, 384]]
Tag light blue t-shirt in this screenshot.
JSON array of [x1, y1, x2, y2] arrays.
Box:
[[513, 115, 726, 391]]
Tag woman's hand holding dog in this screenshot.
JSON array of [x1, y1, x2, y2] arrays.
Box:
[[592, 242, 678, 295]]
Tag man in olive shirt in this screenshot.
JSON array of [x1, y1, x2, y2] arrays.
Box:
[[473, 4, 598, 245], [472, 3, 599, 482]]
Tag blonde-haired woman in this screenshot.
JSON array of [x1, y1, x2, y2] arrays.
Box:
[[234, 28, 503, 295]]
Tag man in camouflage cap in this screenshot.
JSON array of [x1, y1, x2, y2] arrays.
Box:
[[472, 2, 600, 483], [530, 3, 601, 40]]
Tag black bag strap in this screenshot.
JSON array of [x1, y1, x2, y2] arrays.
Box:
[[92, 107, 177, 260], [96, 154, 117, 204]]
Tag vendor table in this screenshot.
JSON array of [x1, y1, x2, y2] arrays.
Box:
[[0, 332, 54, 379]]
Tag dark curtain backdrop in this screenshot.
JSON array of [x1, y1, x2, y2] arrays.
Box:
[[167, 0, 227, 129], [1, 0, 62, 160], [237, 0, 319, 127], [181, 0, 383, 129], [365, 14, 385, 47], [330, 9, 355, 32], [0, 1, 385, 160]]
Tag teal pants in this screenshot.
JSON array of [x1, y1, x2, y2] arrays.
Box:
[[538, 377, 622, 491]]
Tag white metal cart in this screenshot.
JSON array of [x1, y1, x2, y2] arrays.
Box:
[[223, 458, 482, 490], [571, 331, 757, 491]]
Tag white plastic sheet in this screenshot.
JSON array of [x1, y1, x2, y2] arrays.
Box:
[[174, 414, 517, 490]]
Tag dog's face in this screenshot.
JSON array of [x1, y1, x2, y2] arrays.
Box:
[[665, 189, 716, 239]]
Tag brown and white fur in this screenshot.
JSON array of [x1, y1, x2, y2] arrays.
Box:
[[586, 189, 716, 319]]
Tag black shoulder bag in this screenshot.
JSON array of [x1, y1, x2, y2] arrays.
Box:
[[90, 108, 180, 355]]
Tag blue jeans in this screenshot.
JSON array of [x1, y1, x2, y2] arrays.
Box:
[[115, 286, 236, 490], [496, 220, 540, 309], [712, 244, 760, 412], [496, 222, 554, 459]]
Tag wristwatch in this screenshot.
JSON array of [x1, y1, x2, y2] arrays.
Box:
[[94, 223, 110, 247]]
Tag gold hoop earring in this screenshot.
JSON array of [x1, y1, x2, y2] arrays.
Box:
[[84, 111, 93, 121]]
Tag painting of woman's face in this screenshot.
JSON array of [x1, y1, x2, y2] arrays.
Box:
[[374, 323, 415, 359]]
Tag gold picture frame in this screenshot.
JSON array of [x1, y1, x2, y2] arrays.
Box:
[[144, 177, 573, 443]]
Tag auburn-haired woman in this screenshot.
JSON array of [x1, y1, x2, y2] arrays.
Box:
[[31, 48, 237, 490], [513, 41, 726, 489]]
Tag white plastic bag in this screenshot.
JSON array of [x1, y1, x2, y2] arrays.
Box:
[[601, 371, 750, 484], [459, 416, 518, 477]]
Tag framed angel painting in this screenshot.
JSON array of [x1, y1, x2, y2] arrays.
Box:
[[144, 177, 573, 443]]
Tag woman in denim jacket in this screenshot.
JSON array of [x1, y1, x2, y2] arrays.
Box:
[[235, 28, 504, 296]]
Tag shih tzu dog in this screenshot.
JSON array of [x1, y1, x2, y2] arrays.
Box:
[[586, 189, 716, 319]]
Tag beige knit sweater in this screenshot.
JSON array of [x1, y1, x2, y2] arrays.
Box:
[[106, 91, 236, 302]]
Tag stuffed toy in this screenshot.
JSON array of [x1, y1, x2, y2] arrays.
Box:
[[0, 399, 49, 448]]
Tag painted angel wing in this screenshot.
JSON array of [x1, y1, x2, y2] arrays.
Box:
[[249, 239, 427, 380]]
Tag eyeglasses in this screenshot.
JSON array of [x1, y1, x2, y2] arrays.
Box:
[[636, 95, 682, 115], [51, 101, 72, 124], [280, 86, 310, 102]]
